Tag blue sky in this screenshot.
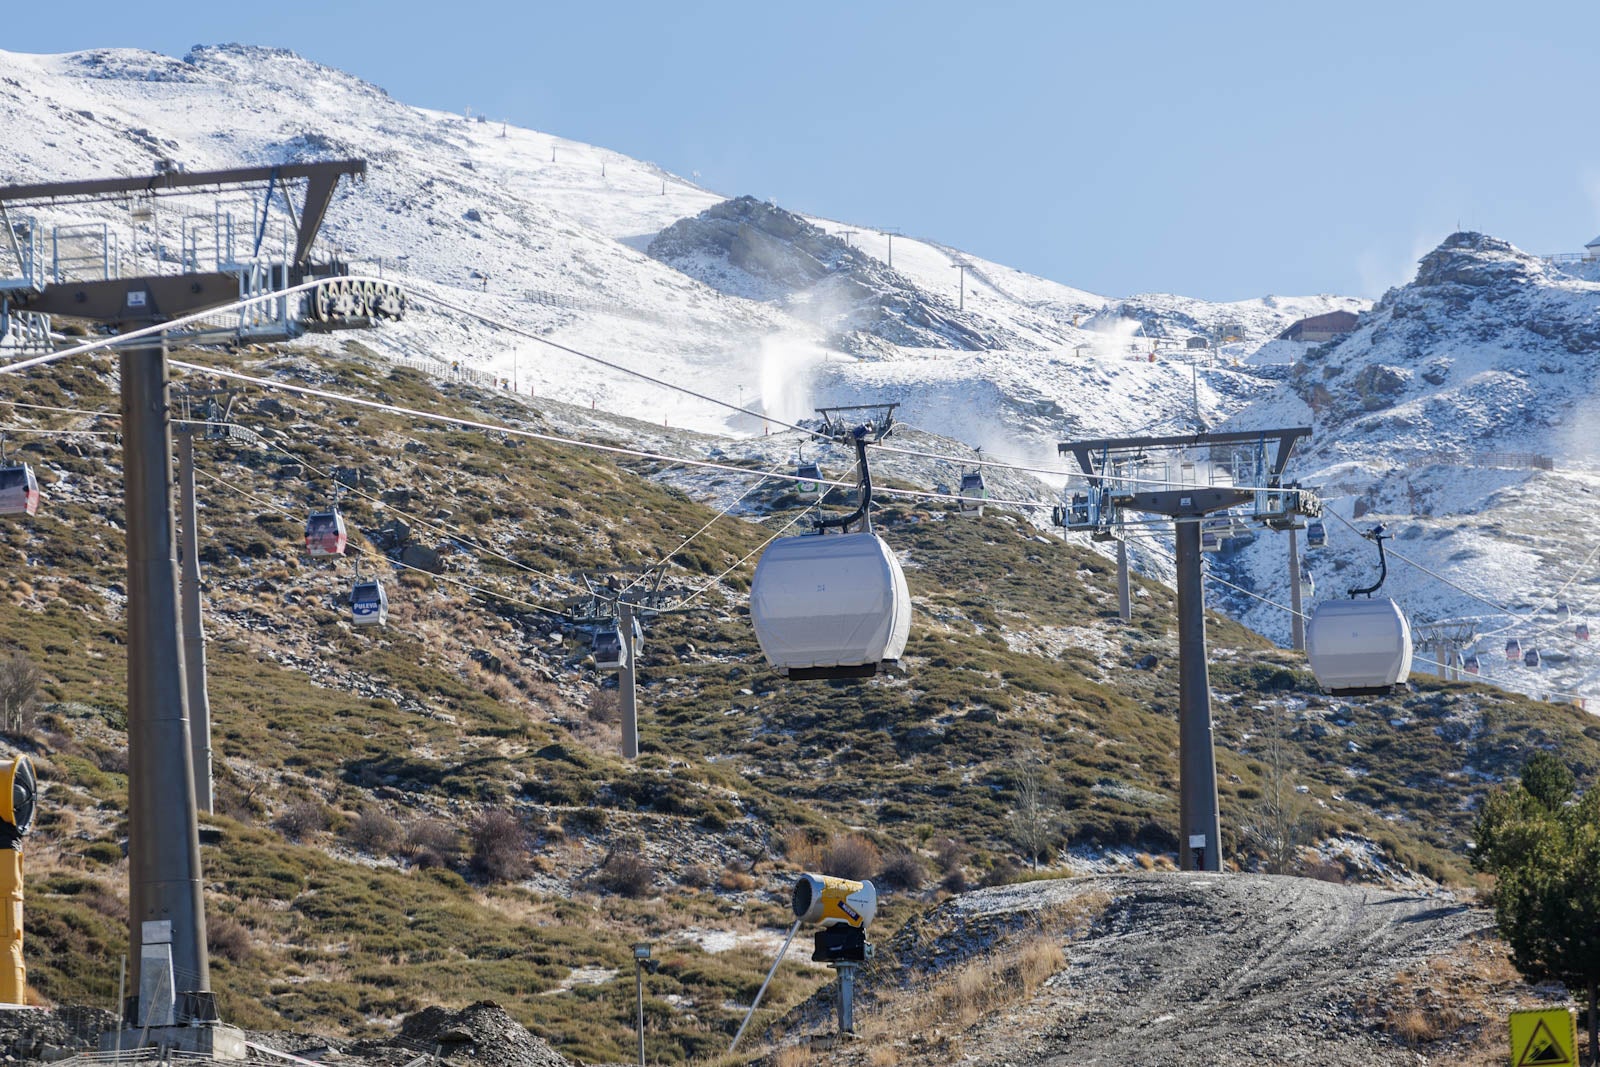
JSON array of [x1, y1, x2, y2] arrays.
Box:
[[6, 1, 1599, 301]]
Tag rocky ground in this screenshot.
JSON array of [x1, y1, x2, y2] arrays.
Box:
[[772, 872, 1559, 1067]]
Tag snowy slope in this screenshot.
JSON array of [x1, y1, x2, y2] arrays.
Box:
[[0, 44, 1357, 446]]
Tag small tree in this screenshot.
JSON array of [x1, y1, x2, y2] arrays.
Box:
[[1007, 758, 1058, 870], [0, 652, 40, 734], [1240, 713, 1313, 874], [1476, 756, 1600, 1065]]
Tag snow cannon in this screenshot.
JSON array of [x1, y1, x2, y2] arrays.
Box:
[[791, 873, 877, 929]]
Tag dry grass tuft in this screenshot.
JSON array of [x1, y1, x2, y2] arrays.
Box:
[[772, 1044, 813, 1067]]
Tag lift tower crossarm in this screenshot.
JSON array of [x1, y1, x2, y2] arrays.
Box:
[[0, 159, 366, 267], [1059, 428, 1311, 484]]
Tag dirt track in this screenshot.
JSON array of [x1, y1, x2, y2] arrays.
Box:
[[937, 873, 1486, 1066]]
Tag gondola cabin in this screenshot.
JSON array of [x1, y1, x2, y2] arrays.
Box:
[[306, 509, 348, 557], [1524, 648, 1541, 669], [958, 471, 987, 516], [1504, 638, 1522, 662], [1305, 520, 1327, 548], [1578, 622, 1591, 642], [1304, 598, 1413, 695], [0, 463, 39, 517], [350, 579, 388, 627], [592, 626, 627, 671], [750, 531, 910, 680], [1557, 602, 1572, 622], [1463, 653, 1480, 675], [1298, 562, 1315, 601], [795, 461, 823, 499]]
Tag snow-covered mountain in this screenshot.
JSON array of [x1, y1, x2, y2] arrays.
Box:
[[1220, 233, 1600, 703], [0, 45, 1352, 451], [6, 45, 1591, 704]]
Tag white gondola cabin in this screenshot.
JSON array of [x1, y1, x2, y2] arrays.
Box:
[[1305, 598, 1413, 695], [1557, 602, 1572, 622], [750, 531, 910, 680], [958, 471, 987, 516], [1298, 562, 1315, 601], [350, 579, 388, 627], [795, 461, 823, 499], [306, 508, 348, 558], [592, 625, 627, 671], [0, 463, 39, 517]]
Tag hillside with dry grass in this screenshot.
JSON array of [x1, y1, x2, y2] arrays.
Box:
[[0, 342, 1596, 1063]]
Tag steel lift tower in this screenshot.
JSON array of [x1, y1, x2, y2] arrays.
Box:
[[1056, 429, 1321, 871], [0, 160, 378, 1057]]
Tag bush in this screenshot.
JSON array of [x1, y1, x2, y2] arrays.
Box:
[[348, 809, 403, 855], [596, 851, 654, 898], [980, 856, 1021, 887], [274, 799, 330, 842], [564, 807, 607, 835], [404, 818, 463, 869], [207, 914, 252, 963], [469, 808, 530, 883], [586, 690, 620, 725], [821, 833, 880, 880], [876, 850, 928, 893], [931, 836, 968, 874]]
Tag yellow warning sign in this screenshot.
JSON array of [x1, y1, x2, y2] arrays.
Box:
[[1511, 1009, 1577, 1067]]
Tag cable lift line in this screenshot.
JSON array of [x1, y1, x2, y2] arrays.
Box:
[[750, 408, 911, 681], [195, 465, 571, 622], [161, 358, 1059, 515]]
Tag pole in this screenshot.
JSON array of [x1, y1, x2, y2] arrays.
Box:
[[122, 338, 210, 1017], [836, 963, 856, 1033], [177, 432, 214, 815], [619, 602, 639, 760], [1288, 527, 1305, 652], [1174, 517, 1222, 872], [1116, 538, 1131, 623], [957, 264, 965, 311], [635, 957, 644, 1067], [115, 956, 125, 1054], [730, 919, 802, 1052], [886, 233, 894, 269]]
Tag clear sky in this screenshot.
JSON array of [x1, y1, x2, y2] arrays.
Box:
[[5, 1, 1598, 301]]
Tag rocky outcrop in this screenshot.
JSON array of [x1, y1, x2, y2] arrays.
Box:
[[648, 196, 1031, 353]]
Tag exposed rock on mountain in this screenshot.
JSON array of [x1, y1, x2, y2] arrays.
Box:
[[648, 195, 1031, 353]]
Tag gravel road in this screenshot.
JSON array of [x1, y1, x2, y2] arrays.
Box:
[[930, 873, 1486, 1067]]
